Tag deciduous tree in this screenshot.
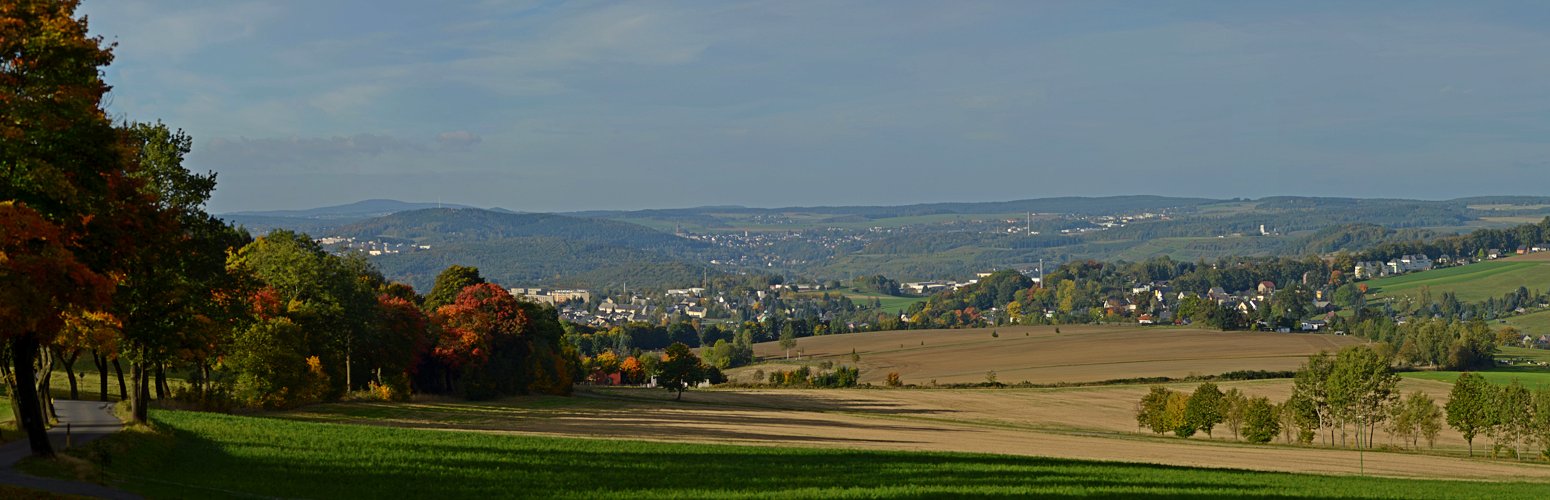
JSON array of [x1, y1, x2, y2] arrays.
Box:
[[1185, 382, 1225, 437], [1, 0, 130, 457], [658, 342, 704, 401], [1446, 372, 1492, 457]]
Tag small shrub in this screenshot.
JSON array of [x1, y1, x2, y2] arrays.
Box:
[[885, 372, 903, 387]]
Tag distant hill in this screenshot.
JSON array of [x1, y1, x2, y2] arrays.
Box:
[[335, 208, 697, 249], [222, 195, 1550, 289], [569, 195, 1220, 219], [331, 208, 714, 291], [370, 237, 712, 292], [222, 199, 517, 236], [228, 199, 483, 220]]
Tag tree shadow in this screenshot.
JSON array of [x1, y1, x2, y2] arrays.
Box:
[[88, 411, 1479, 499]]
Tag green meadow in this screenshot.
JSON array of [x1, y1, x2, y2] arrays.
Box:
[[1366, 262, 1550, 303], [1506, 309, 1550, 334], [1400, 366, 1550, 389], [23, 409, 1550, 499]]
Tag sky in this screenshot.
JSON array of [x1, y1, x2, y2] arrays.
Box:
[[79, 0, 1550, 214]]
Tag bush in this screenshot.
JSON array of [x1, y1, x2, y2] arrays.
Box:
[[885, 372, 903, 387]]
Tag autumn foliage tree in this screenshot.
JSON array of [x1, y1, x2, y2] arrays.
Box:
[[1, 0, 139, 457], [0, 203, 114, 455], [425, 283, 575, 399], [366, 293, 428, 398]]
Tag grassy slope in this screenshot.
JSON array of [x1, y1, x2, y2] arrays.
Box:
[[29, 409, 1549, 499], [1499, 346, 1550, 363], [790, 288, 927, 313], [1366, 261, 1550, 303], [1400, 367, 1550, 389], [1506, 309, 1550, 334]]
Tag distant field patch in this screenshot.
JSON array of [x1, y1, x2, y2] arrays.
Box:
[[1504, 309, 1550, 334], [1399, 367, 1550, 389], [790, 288, 926, 312], [1365, 262, 1550, 303], [1479, 216, 1550, 225], [1506, 251, 1550, 262], [742, 325, 1361, 385], [1498, 346, 1550, 364], [1467, 204, 1550, 211]]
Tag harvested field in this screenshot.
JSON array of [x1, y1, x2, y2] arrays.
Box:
[[745, 325, 1361, 384], [281, 383, 1550, 482]]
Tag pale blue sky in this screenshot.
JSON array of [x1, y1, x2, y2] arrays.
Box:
[[81, 1, 1550, 213]]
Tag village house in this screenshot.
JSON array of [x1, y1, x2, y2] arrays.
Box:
[[1299, 320, 1328, 332]]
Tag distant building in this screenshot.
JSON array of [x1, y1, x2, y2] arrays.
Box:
[[1353, 261, 1384, 280]]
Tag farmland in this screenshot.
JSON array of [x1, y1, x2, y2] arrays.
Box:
[[28, 408, 1550, 499], [740, 325, 1361, 385], [1365, 261, 1550, 303], [1400, 367, 1550, 389], [788, 288, 927, 313], [1505, 309, 1550, 334]]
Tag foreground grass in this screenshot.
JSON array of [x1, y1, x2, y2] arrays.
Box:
[[1401, 367, 1550, 389], [24, 409, 1550, 499], [0, 484, 84, 499]]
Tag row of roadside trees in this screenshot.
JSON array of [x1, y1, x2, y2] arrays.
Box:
[[1136, 345, 1550, 460]]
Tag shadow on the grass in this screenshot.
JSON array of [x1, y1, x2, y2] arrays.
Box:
[[53, 410, 1537, 500]]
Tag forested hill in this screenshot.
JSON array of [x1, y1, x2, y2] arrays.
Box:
[[337, 208, 701, 250], [228, 199, 484, 219], [338, 209, 715, 291], [570, 195, 1220, 219]]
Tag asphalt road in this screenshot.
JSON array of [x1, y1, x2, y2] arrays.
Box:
[[0, 399, 141, 499]]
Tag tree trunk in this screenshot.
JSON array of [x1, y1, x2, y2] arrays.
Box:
[[36, 346, 55, 421], [130, 361, 149, 424], [9, 336, 55, 457], [113, 358, 127, 400], [93, 351, 108, 402], [346, 342, 352, 392], [59, 348, 80, 400], [154, 364, 168, 400]]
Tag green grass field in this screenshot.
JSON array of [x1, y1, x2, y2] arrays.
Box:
[[23, 409, 1550, 499], [1400, 367, 1550, 389], [1499, 346, 1550, 364], [790, 288, 927, 312], [1506, 309, 1550, 335], [1366, 261, 1550, 304]]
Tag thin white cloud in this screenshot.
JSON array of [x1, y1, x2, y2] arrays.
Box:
[[86, 0, 283, 60]]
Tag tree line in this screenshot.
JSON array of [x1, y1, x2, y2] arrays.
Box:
[[1, 3, 578, 458], [1134, 346, 1550, 460]]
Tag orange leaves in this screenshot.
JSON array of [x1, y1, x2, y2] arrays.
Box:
[[0, 201, 113, 339], [619, 356, 643, 383], [250, 287, 283, 320], [56, 307, 120, 353]]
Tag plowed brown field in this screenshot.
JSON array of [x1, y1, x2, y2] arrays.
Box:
[[745, 325, 1361, 384]]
